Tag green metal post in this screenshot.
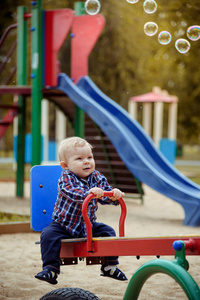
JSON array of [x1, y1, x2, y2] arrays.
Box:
[[123, 258, 200, 300], [123, 241, 200, 300], [16, 6, 27, 197], [31, 0, 43, 166], [74, 2, 85, 138], [74, 107, 85, 138]]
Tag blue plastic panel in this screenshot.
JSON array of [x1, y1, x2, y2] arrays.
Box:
[[30, 165, 62, 231], [160, 138, 177, 165]]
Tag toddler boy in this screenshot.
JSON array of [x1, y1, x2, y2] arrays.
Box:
[[35, 137, 127, 284]]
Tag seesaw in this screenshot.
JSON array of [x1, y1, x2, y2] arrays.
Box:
[[31, 166, 200, 300]]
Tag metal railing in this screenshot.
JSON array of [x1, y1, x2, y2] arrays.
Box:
[[0, 24, 17, 84]]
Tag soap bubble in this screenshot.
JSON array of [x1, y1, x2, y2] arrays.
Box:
[[181, 21, 187, 27], [143, 0, 157, 14], [175, 39, 190, 54], [174, 28, 185, 38], [158, 31, 172, 45], [85, 0, 101, 15], [171, 21, 177, 27], [187, 25, 200, 41], [158, 12, 166, 19], [163, 53, 169, 60], [126, 0, 139, 3], [144, 22, 158, 36]]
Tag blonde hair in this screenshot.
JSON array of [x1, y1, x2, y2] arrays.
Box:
[[58, 137, 93, 162]]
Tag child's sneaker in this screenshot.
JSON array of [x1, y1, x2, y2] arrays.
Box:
[[100, 265, 127, 281], [35, 268, 58, 284]]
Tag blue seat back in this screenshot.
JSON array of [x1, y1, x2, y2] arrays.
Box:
[[30, 165, 62, 231]]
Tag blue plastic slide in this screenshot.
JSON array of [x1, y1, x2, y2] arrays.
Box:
[[56, 73, 200, 226]]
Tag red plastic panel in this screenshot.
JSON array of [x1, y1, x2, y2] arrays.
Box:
[[71, 14, 105, 82], [44, 9, 74, 86]]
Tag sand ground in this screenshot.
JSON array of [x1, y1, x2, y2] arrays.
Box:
[[0, 181, 200, 300]]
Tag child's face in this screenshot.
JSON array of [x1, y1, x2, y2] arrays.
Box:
[[63, 145, 95, 180]]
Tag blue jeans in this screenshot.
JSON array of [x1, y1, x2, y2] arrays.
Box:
[[40, 221, 119, 273]]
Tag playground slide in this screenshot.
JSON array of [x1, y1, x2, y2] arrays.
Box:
[[56, 73, 200, 226]]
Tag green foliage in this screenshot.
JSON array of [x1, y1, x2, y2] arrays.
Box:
[[0, 0, 200, 147]]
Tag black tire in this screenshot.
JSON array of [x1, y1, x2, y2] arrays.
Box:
[[39, 287, 100, 300]]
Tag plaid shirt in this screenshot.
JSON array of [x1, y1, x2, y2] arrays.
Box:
[[52, 169, 118, 237]]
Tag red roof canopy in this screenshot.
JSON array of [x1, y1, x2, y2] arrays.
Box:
[[129, 90, 178, 103]]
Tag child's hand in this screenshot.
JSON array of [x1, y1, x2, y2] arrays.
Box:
[[89, 187, 104, 198], [109, 188, 125, 201]]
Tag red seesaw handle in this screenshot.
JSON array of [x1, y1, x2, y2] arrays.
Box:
[[82, 191, 127, 252]]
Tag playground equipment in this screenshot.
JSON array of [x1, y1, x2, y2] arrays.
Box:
[[31, 165, 200, 300], [0, 2, 142, 199], [128, 87, 178, 164], [1, 1, 200, 225]]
